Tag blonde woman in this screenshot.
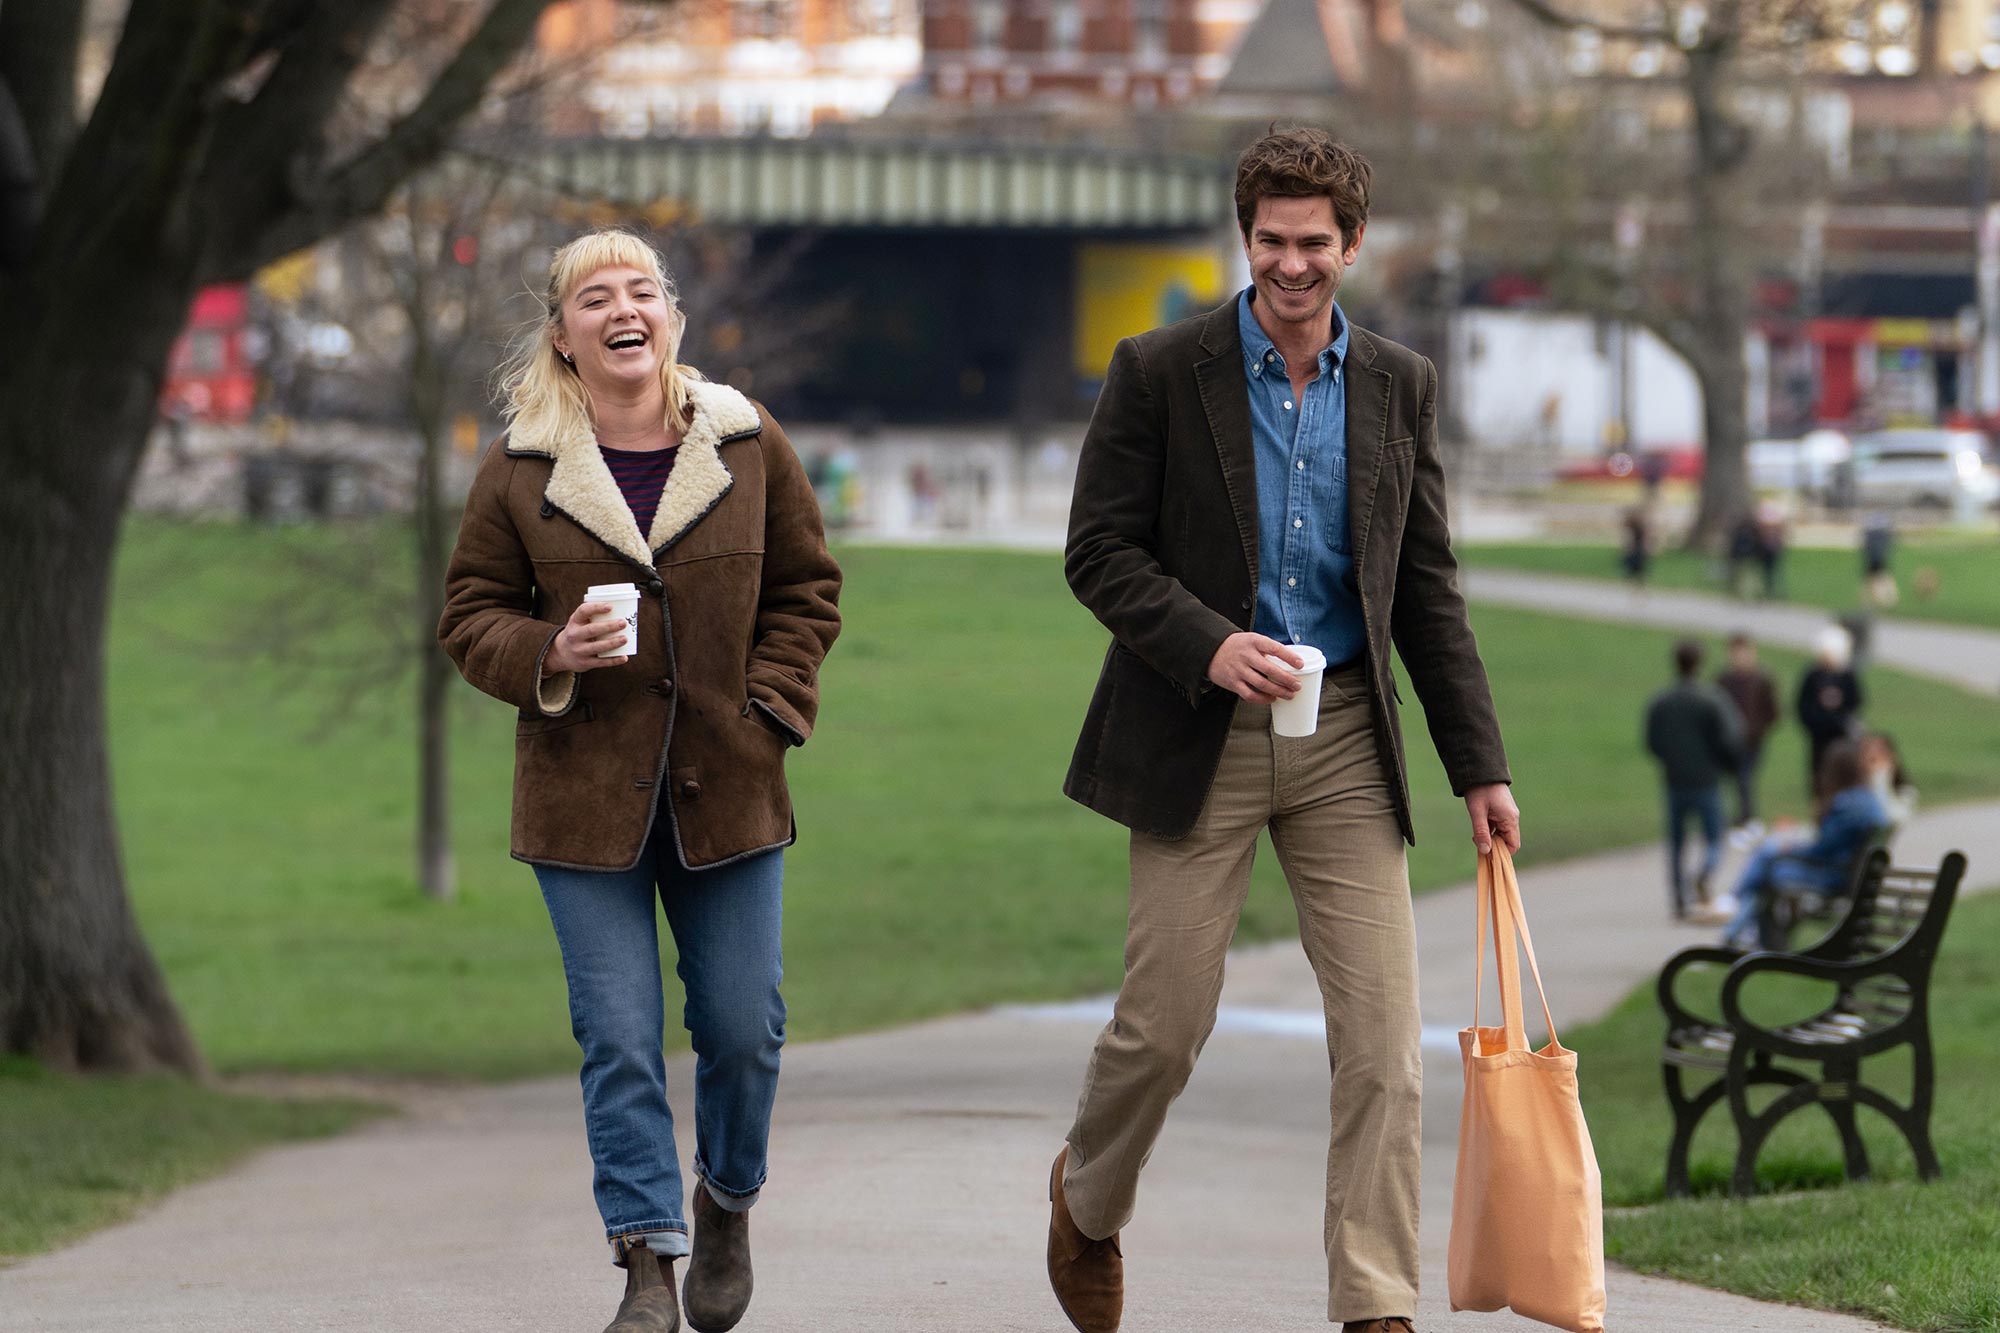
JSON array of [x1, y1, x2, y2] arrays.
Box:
[[440, 230, 841, 1333]]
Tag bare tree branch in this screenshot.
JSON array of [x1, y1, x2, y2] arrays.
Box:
[[37, 0, 264, 273], [199, 0, 402, 242], [1498, 0, 1672, 45], [0, 75, 37, 267], [0, 0, 85, 191], [207, 0, 559, 280]]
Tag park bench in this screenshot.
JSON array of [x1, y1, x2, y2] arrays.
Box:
[[1656, 847, 1967, 1197], [1762, 824, 1893, 944]]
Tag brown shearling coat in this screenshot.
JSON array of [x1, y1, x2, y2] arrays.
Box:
[[439, 379, 841, 870], [1063, 301, 1508, 843]]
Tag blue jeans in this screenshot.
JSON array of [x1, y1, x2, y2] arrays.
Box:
[[1723, 840, 1829, 950], [535, 833, 785, 1259], [1664, 785, 1725, 915]]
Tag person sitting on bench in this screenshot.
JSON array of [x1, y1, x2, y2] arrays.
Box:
[[1721, 739, 1890, 952]]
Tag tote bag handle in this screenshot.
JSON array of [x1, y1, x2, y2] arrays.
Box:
[[1472, 845, 1560, 1055]]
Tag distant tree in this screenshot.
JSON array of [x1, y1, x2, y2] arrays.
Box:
[[1494, 0, 1879, 546], [0, 0, 580, 1075]]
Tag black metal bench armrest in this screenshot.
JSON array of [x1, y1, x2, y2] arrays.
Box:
[[1719, 951, 1914, 1053], [1658, 944, 1748, 1032]]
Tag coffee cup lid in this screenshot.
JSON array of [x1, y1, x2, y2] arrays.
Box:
[[1268, 644, 1327, 674], [586, 582, 640, 599]]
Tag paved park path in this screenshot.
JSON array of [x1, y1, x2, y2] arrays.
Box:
[[5, 581, 1996, 1332], [1464, 568, 2000, 697]]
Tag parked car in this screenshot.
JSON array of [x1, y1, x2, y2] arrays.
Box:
[[1845, 428, 2000, 517], [1747, 429, 1851, 499]]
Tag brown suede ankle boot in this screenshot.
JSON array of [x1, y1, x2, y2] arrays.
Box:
[[682, 1184, 753, 1333], [1047, 1148, 1122, 1333], [604, 1244, 680, 1333]]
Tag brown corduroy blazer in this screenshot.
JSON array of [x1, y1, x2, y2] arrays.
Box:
[[1063, 300, 1508, 844], [439, 379, 841, 870]]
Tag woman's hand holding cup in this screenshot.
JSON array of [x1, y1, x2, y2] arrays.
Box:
[[546, 601, 632, 673]]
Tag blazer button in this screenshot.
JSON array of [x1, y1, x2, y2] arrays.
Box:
[[1240, 597, 1252, 610], [680, 780, 701, 799]]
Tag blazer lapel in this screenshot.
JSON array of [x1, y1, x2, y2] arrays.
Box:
[[1193, 302, 1261, 588], [1345, 329, 1393, 567]]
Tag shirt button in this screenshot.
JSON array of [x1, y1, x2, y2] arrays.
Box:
[[1265, 352, 1274, 362], [1297, 460, 1305, 470], [1333, 369, 1341, 381], [1293, 518, 1303, 528], [1287, 577, 1297, 587], [1284, 401, 1294, 410]]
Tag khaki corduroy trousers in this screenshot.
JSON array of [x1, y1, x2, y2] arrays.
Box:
[[1061, 666, 1423, 1323]]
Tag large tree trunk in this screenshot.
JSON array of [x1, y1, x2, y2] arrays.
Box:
[[1683, 38, 1752, 550], [0, 276, 205, 1074]]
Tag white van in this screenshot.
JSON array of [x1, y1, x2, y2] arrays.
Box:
[[1848, 429, 1999, 519]]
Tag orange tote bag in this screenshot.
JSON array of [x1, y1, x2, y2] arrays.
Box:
[[1447, 846, 1607, 1332]]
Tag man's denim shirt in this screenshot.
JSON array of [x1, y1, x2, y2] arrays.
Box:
[[1238, 287, 1367, 669]]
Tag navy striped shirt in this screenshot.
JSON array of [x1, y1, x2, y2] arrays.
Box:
[[600, 444, 679, 539]]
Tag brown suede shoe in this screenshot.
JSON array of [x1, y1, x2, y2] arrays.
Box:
[[1341, 1319, 1416, 1332], [1047, 1148, 1122, 1333], [604, 1246, 680, 1333], [682, 1184, 753, 1333]]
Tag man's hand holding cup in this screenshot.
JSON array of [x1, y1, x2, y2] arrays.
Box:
[[1208, 632, 1305, 704]]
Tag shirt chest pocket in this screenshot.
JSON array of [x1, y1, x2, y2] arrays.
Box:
[[1319, 448, 1352, 556]]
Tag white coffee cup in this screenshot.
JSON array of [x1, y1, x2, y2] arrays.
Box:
[[1266, 644, 1329, 738], [585, 582, 641, 658]]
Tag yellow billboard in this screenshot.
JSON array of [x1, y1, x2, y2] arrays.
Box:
[[1074, 243, 1228, 379]]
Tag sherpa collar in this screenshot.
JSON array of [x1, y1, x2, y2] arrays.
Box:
[[507, 379, 761, 567]]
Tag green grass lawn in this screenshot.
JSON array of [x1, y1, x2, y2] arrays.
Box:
[[12, 518, 2000, 1262], [1567, 892, 2000, 1330], [97, 520, 2000, 1078], [0, 1058, 378, 1262], [1462, 537, 2000, 631]]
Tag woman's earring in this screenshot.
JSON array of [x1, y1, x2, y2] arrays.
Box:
[[560, 351, 574, 367]]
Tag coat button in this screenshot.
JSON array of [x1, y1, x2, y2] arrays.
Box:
[[1240, 597, 1252, 610], [646, 578, 664, 595], [680, 780, 701, 799], [659, 678, 674, 694]]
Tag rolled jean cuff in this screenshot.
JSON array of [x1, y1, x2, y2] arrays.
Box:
[[609, 1225, 690, 1261], [702, 1175, 761, 1213]]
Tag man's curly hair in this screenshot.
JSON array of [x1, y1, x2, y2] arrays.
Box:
[[1234, 127, 1371, 245]]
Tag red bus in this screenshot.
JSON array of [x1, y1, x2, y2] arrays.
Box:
[[162, 284, 258, 424]]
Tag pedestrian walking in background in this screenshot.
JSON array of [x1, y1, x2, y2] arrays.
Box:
[[1725, 511, 1762, 599], [1644, 639, 1742, 919], [1714, 631, 1778, 838], [1861, 511, 1898, 608], [440, 229, 842, 1333], [1754, 498, 1788, 599], [1721, 740, 1891, 951], [1619, 505, 1651, 587], [1051, 127, 1518, 1333], [1797, 625, 1863, 798]]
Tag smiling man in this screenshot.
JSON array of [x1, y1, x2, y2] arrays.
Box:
[[1046, 128, 1519, 1333]]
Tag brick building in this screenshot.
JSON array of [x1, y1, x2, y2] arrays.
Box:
[[536, 0, 922, 136], [919, 0, 1261, 108]]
